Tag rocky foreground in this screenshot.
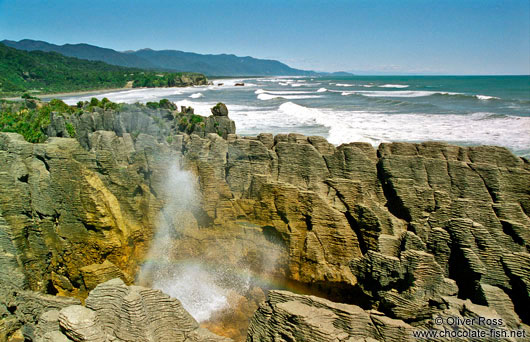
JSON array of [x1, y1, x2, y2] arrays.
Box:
[[0, 100, 529, 341]]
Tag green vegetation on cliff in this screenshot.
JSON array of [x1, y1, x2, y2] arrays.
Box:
[[0, 43, 208, 96], [0, 98, 69, 142], [0, 97, 123, 142], [0, 97, 236, 144]]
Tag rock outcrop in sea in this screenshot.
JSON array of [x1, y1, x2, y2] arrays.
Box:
[[0, 100, 529, 341]]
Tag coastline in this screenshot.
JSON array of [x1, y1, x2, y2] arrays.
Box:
[[1, 86, 133, 101]]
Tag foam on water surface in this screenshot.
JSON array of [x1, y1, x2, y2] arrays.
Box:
[[257, 93, 323, 100], [255, 89, 315, 95], [341, 90, 459, 97], [57, 75, 530, 157], [379, 84, 410, 88]]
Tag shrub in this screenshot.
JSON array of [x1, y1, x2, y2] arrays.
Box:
[[49, 99, 72, 114], [190, 114, 203, 124], [106, 102, 120, 111], [21, 93, 37, 100], [65, 122, 76, 138], [100, 97, 110, 107], [89, 97, 100, 107], [146, 101, 160, 110]]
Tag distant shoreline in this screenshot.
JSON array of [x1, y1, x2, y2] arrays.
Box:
[[1, 87, 133, 101], [37, 87, 133, 99], [1, 77, 260, 101]]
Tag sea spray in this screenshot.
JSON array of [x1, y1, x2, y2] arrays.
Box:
[[136, 160, 252, 322], [136, 161, 197, 277]]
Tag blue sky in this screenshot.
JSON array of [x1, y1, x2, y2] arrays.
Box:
[[1, 0, 528, 74]]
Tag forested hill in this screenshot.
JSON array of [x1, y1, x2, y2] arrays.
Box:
[[3, 39, 319, 76], [0, 43, 207, 96]]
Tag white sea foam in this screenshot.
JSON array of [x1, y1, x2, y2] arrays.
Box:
[[379, 84, 410, 88], [61, 87, 187, 105], [341, 90, 500, 100], [257, 93, 323, 100], [278, 102, 330, 125], [295, 82, 321, 87], [335, 83, 355, 87], [232, 101, 530, 157], [189, 93, 204, 98], [57, 82, 530, 157], [341, 90, 460, 98], [475, 95, 500, 100], [173, 99, 216, 116], [258, 77, 296, 82], [255, 89, 315, 95], [257, 94, 279, 100], [327, 110, 529, 153]]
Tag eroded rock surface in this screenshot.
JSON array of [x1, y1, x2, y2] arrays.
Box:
[[33, 279, 230, 342], [247, 290, 529, 342], [0, 283, 80, 342], [1, 103, 530, 339]]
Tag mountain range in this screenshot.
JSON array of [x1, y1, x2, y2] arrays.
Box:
[[2, 39, 352, 77], [0, 42, 207, 95]]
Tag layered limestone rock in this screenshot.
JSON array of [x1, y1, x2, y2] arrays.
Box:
[[1, 102, 530, 339], [46, 102, 237, 149], [33, 279, 230, 342], [79, 260, 129, 291], [247, 290, 413, 342], [0, 132, 167, 298], [0, 283, 80, 342], [246, 290, 529, 342]]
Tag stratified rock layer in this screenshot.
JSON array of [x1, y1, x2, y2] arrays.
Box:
[[247, 290, 529, 342], [1, 110, 530, 339], [33, 279, 230, 342], [0, 285, 80, 342]]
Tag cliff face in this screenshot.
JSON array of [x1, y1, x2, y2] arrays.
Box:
[[1, 105, 529, 340]]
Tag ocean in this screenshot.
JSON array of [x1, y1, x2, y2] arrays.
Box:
[[56, 75, 530, 157]]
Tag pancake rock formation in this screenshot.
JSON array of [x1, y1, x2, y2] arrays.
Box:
[[34, 278, 230, 342], [1, 101, 530, 340]]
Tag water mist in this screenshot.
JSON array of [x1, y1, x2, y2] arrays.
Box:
[[137, 160, 251, 323]]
